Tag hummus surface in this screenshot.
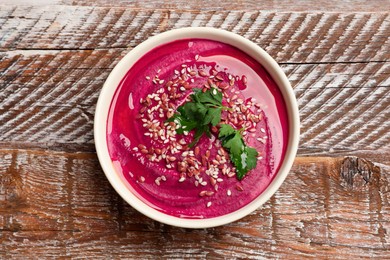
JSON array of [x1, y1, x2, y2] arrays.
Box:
[[107, 39, 288, 218]]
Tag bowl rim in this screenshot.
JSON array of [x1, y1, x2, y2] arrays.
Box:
[[94, 27, 300, 228]]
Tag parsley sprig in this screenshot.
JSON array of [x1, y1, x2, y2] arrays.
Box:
[[218, 124, 258, 180], [168, 88, 226, 147], [168, 88, 258, 180]]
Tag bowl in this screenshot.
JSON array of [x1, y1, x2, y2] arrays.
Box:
[[94, 27, 299, 228]]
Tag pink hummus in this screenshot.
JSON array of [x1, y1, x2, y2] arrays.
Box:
[[107, 39, 288, 218]]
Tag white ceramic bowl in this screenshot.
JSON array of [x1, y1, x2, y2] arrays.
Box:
[[94, 27, 300, 228]]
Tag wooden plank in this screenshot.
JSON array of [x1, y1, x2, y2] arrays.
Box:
[[0, 49, 389, 154], [3, 0, 390, 12], [0, 2, 388, 259], [0, 150, 389, 258], [0, 7, 389, 64]]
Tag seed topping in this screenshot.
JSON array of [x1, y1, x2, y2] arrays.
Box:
[[131, 62, 268, 205]]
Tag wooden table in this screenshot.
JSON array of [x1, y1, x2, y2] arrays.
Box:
[[1, 0, 389, 258]]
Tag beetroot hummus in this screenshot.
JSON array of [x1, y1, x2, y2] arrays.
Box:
[[107, 39, 288, 218]]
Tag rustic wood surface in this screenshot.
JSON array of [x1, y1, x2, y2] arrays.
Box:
[[0, 0, 389, 258]]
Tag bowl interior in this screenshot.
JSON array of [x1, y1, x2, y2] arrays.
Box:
[[94, 27, 299, 228]]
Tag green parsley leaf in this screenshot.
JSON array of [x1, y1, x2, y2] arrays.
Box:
[[195, 88, 222, 106], [218, 124, 236, 139], [189, 124, 211, 148], [223, 131, 244, 156], [204, 107, 222, 126], [168, 88, 258, 180], [245, 147, 258, 170], [168, 88, 225, 147], [218, 124, 258, 180]]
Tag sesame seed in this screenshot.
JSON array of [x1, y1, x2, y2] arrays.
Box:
[[260, 128, 266, 133], [139, 176, 145, 183], [199, 70, 208, 77], [155, 178, 161, 186], [242, 75, 247, 85], [257, 138, 266, 144], [145, 76, 150, 80], [228, 171, 235, 178], [206, 191, 214, 196], [195, 54, 199, 60], [178, 176, 186, 182], [199, 191, 207, 197], [236, 185, 244, 191], [215, 74, 224, 81], [207, 201, 212, 208], [227, 189, 231, 196]]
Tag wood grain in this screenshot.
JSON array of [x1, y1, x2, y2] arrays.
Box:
[[0, 7, 389, 155], [1, 57, 389, 154], [6, 0, 390, 12], [0, 2, 389, 259], [0, 150, 389, 258], [0, 7, 389, 63]]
